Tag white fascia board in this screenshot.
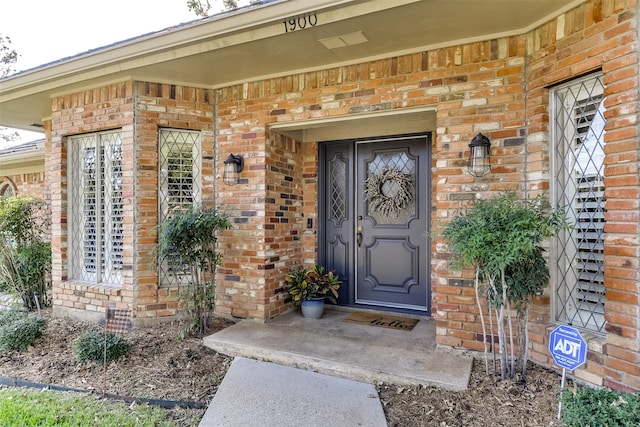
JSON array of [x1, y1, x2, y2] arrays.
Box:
[[0, 0, 420, 99], [0, 148, 44, 165]]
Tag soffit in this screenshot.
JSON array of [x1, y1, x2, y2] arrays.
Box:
[[270, 107, 437, 142], [0, 0, 582, 132]]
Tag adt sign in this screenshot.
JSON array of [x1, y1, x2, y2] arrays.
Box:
[[549, 325, 587, 371]]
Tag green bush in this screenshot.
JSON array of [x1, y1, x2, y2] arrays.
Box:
[[73, 331, 131, 364], [442, 191, 569, 379], [157, 204, 232, 338], [0, 195, 51, 310], [0, 309, 46, 351], [0, 307, 28, 325], [562, 387, 640, 426], [0, 277, 8, 293]]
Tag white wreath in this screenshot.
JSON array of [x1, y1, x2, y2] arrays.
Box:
[[364, 167, 414, 217]]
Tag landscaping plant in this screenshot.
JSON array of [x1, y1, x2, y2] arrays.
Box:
[[73, 330, 131, 364], [156, 205, 232, 338], [561, 387, 640, 426], [285, 265, 341, 303], [0, 195, 51, 310], [0, 308, 46, 351], [442, 191, 568, 380]]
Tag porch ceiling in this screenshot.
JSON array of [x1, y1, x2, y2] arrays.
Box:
[[0, 0, 581, 133]]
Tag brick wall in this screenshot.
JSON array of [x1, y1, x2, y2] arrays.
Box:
[[133, 82, 214, 321], [214, 105, 309, 319], [213, 0, 639, 391], [40, 0, 639, 392], [524, 0, 640, 392], [0, 172, 44, 199], [214, 36, 529, 321], [430, 39, 529, 351], [429, 0, 640, 392], [49, 80, 214, 323], [49, 81, 134, 321], [0, 136, 45, 201]]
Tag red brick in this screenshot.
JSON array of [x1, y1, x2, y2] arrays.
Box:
[[607, 357, 640, 376], [37, 0, 640, 395]]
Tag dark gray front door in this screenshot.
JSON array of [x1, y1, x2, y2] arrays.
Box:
[[320, 135, 430, 314]]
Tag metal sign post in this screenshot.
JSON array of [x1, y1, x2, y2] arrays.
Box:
[[548, 325, 587, 420], [102, 305, 132, 395]]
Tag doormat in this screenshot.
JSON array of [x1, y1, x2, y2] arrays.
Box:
[[342, 312, 418, 331]]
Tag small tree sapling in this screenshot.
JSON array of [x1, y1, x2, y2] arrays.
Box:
[[442, 192, 568, 380]]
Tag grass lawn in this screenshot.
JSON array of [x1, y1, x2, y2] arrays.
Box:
[[0, 387, 190, 426]]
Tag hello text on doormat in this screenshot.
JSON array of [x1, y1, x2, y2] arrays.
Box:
[[342, 312, 418, 331]]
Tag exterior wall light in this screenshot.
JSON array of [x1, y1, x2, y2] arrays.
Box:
[[223, 153, 244, 185], [468, 133, 491, 177]]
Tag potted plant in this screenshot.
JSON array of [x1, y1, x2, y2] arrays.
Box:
[[285, 265, 341, 319]]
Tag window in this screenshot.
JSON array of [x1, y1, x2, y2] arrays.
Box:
[[0, 181, 16, 199], [551, 73, 606, 332], [68, 131, 123, 285], [158, 129, 201, 286]]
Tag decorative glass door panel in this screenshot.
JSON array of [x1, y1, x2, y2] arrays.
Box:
[[356, 137, 429, 311], [321, 135, 430, 313]]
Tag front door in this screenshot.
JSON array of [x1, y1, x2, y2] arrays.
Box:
[[320, 134, 430, 314]]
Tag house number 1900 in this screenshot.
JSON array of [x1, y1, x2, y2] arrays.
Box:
[[283, 13, 318, 33]]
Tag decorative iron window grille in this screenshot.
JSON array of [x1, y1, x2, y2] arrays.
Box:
[[329, 153, 347, 223], [0, 181, 16, 199], [68, 131, 123, 285], [551, 73, 606, 332], [158, 129, 202, 287], [365, 150, 415, 225]]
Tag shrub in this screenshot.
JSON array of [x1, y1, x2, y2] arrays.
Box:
[[442, 191, 569, 379], [0, 309, 46, 351], [73, 331, 131, 364], [0, 307, 28, 325], [562, 387, 640, 426], [0, 196, 51, 310], [157, 205, 232, 338]]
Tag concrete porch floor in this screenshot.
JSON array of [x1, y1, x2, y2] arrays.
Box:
[[203, 307, 473, 391]]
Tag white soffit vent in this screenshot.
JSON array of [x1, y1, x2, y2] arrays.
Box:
[[318, 31, 368, 49]]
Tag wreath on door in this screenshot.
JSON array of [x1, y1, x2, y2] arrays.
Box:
[[364, 167, 414, 217]]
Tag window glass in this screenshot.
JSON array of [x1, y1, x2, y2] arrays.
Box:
[[0, 182, 16, 199], [68, 131, 123, 285], [551, 73, 606, 332], [158, 129, 201, 286]]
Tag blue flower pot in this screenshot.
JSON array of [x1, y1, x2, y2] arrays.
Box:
[[301, 298, 325, 319]]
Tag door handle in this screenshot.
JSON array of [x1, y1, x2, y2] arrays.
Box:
[[357, 225, 363, 248]]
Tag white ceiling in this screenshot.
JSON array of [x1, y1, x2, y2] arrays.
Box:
[[0, 0, 582, 132]]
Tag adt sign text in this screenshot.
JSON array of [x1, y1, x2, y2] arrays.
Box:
[[549, 325, 587, 371]]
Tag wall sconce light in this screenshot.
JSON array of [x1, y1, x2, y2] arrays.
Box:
[[223, 154, 244, 185], [468, 133, 491, 177]]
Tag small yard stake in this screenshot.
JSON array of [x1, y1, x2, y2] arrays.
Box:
[[34, 292, 42, 317], [102, 305, 132, 396], [103, 318, 108, 395], [557, 367, 566, 420], [548, 325, 587, 422]]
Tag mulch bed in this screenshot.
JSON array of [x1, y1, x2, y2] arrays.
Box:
[[1, 309, 565, 426]]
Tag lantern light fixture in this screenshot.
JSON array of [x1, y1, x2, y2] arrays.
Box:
[[468, 133, 491, 177], [223, 153, 244, 185]]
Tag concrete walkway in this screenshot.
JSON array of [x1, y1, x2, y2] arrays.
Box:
[[199, 308, 473, 426], [199, 357, 387, 427], [203, 307, 472, 390]]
